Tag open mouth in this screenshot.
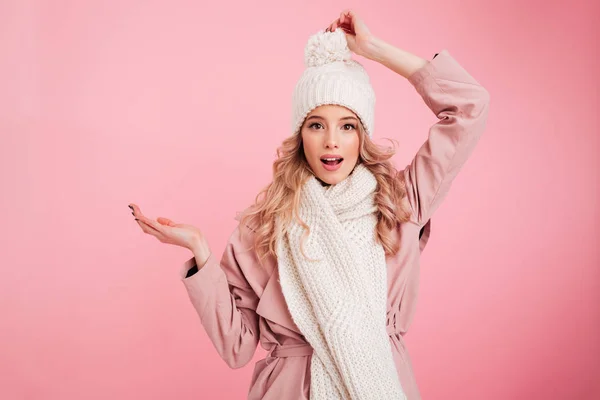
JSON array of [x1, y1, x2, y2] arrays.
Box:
[[320, 156, 344, 171], [320, 157, 343, 166]]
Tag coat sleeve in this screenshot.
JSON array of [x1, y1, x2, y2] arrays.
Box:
[[403, 49, 491, 228], [179, 224, 260, 369]]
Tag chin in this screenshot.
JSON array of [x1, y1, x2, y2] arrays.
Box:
[[311, 159, 357, 185], [315, 170, 351, 185]]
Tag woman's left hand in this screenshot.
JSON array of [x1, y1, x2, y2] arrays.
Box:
[[325, 10, 375, 59]]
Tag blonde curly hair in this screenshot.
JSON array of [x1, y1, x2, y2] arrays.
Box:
[[239, 119, 413, 265]]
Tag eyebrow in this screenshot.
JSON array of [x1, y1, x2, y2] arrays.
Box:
[[305, 115, 359, 122]]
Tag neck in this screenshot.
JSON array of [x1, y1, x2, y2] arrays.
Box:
[[316, 177, 331, 187]]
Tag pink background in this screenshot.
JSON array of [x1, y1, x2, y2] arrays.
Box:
[[1, 0, 598, 399]]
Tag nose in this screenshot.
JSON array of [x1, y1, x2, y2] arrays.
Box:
[[324, 130, 339, 149]]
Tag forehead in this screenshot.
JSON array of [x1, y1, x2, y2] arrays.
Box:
[[307, 104, 357, 119]]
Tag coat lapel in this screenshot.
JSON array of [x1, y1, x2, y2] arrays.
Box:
[[255, 265, 303, 335], [234, 211, 303, 336]]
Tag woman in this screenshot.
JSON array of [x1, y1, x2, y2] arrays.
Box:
[[129, 9, 490, 400]]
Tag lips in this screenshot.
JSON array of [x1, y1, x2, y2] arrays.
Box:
[[320, 154, 344, 171], [320, 154, 343, 164], [321, 158, 343, 165]]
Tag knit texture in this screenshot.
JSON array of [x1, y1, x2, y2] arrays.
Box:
[[291, 29, 376, 137], [276, 163, 407, 399]]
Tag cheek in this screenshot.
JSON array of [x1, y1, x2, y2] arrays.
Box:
[[302, 136, 319, 159], [343, 135, 360, 158]]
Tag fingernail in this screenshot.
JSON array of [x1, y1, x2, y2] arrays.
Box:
[[135, 218, 139, 221], [131, 212, 135, 216], [128, 205, 133, 210]]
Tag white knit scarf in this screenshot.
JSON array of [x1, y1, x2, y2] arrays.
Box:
[[276, 163, 407, 399]]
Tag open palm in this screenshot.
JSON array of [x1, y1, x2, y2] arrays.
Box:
[[129, 203, 204, 251]]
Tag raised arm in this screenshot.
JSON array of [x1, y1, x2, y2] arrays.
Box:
[[401, 49, 490, 226], [358, 28, 491, 227], [325, 12, 490, 228], [180, 224, 260, 369]]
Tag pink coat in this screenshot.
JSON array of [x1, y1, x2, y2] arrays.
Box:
[[179, 49, 490, 400]]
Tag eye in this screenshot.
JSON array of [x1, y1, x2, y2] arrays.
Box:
[[342, 123, 356, 131], [308, 122, 323, 130]]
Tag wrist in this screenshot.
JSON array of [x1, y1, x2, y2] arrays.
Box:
[[190, 239, 211, 268], [362, 36, 428, 79], [362, 35, 387, 63]]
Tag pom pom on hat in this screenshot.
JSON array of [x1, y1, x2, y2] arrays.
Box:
[[304, 28, 352, 67]]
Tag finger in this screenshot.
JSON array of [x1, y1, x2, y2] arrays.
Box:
[[129, 203, 144, 219], [132, 208, 162, 230], [140, 217, 165, 233], [347, 14, 355, 31], [326, 19, 335, 32], [157, 217, 176, 227], [129, 204, 163, 232], [340, 10, 350, 25], [346, 9, 367, 32], [332, 19, 339, 31], [137, 219, 164, 238]]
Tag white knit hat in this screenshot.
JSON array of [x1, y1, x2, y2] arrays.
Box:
[[291, 28, 376, 137]]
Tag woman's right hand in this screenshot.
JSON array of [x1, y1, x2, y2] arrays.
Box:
[[129, 203, 207, 252]]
